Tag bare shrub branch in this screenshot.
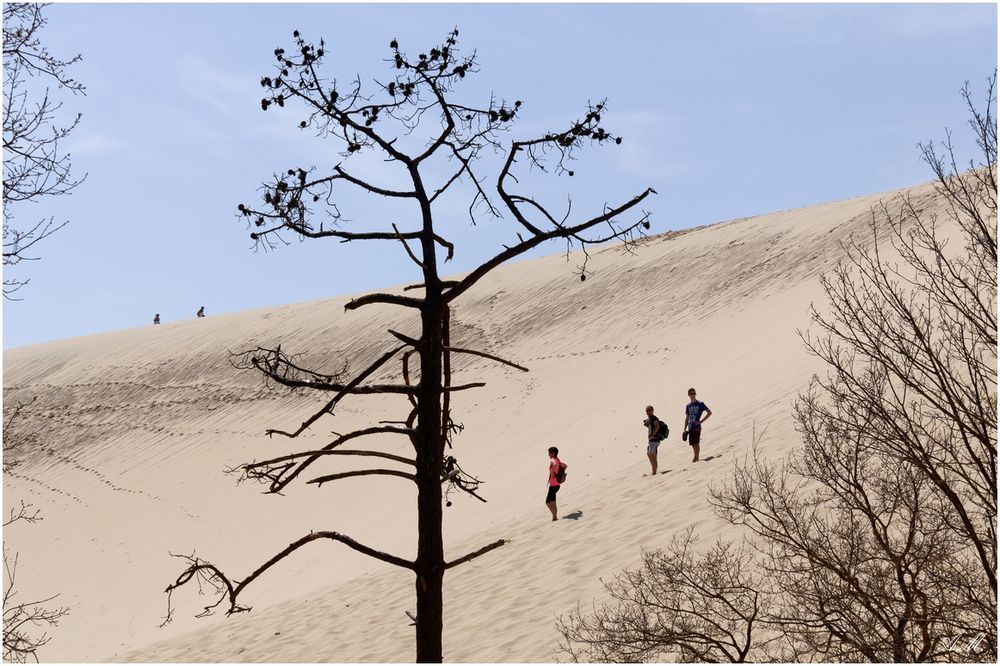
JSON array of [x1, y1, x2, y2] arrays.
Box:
[[557, 528, 773, 663], [2, 3, 85, 298], [2, 551, 69, 663]]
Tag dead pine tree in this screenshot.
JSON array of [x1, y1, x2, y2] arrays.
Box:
[[164, 29, 654, 663]]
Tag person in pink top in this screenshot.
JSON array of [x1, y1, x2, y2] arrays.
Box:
[[546, 446, 563, 521]]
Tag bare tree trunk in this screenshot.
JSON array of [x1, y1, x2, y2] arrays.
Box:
[[414, 453, 444, 663], [414, 341, 445, 664], [415, 188, 445, 663]]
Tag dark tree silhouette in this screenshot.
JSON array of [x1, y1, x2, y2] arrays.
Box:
[[164, 29, 653, 662], [2, 2, 85, 299]]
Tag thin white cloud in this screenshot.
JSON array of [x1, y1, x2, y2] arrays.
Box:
[[174, 53, 255, 119]]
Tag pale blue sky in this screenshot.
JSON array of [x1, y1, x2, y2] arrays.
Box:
[[3, 3, 996, 349]]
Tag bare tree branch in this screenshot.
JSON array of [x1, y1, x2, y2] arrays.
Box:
[[345, 292, 423, 311], [163, 531, 415, 624], [242, 426, 414, 493], [445, 189, 654, 303], [307, 468, 417, 486], [444, 346, 529, 372], [235, 343, 407, 439], [444, 539, 506, 569], [3, 3, 85, 298]]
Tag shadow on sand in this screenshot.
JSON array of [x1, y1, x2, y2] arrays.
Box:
[[562, 510, 584, 521]]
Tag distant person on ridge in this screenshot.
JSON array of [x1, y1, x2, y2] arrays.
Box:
[[643, 405, 666, 475], [546, 446, 564, 522], [681, 388, 712, 462], [196, 306, 205, 318], [153, 314, 160, 325]]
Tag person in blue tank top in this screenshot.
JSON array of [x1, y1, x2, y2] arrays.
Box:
[[681, 387, 712, 462]]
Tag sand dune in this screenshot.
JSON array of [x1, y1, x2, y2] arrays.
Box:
[[3, 179, 950, 661]]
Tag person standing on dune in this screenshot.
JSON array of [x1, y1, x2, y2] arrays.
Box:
[[546, 446, 563, 521], [643, 405, 665, 475], [682, 388, 712, 462]]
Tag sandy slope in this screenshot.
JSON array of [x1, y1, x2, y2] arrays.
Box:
[[3, 180, 949, 662]]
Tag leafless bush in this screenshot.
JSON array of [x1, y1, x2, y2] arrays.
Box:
[[713, 440, 977, 661], [2, 552, 68, 663], [3, 399, 67, 662], [557, 528, 775, 662], [786, 72, 997, 657]]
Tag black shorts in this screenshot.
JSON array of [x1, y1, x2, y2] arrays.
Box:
[[546, 485, 560, 503], [688, 427, 702, 446]]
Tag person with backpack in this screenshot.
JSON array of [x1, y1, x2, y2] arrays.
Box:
[[546, 446, 566, 521], [681, 388, 712, 462], [643, 405, 668, 475]]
